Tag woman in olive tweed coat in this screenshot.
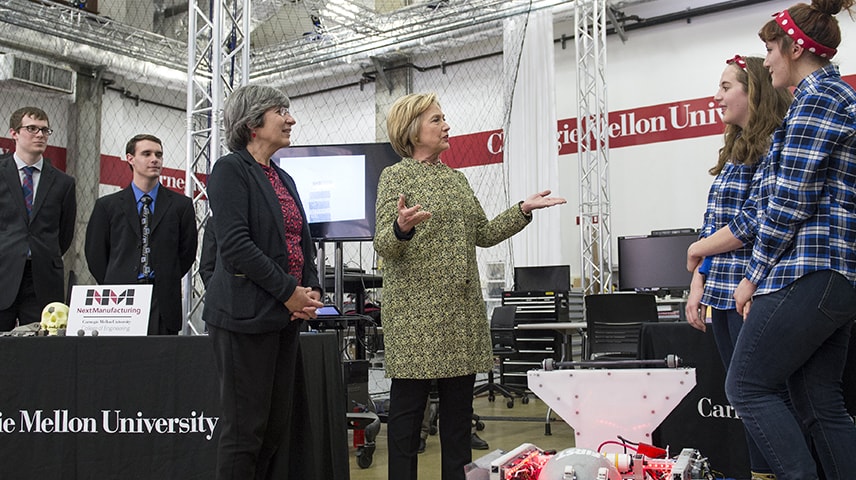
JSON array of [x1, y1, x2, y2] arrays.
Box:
[[375, 93, 565, 480]]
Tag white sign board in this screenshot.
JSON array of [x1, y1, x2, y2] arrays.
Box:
[[67, 285, 152, 336]]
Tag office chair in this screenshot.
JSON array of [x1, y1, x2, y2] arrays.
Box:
[[540, 293, 658, 435], [584, 293, 659, 360], [473, 305, 529, 408]]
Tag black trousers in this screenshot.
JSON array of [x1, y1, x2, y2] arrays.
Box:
[[209, 323, 305, 480], [388, 374, 476, 480], [0, 261, 41, 331]]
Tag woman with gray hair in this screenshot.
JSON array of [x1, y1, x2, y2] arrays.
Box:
[[204, 84, 323, 479], [376, 92, 565, 480]]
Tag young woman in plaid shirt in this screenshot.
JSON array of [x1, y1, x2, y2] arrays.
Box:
[[724, 1, 856, 478], [686, 55, 792, 480]]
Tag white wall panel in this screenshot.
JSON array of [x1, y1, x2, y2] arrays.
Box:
[[553, 0, 856, 279]]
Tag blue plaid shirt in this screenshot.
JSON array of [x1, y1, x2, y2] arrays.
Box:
[[700, 161, 759, 310], [746, 64, 856, 294]]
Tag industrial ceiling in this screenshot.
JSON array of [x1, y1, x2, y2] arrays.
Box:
[[0, 0, 773, 88]]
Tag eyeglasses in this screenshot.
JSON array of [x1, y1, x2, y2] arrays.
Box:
[[276, 106, 290, 117], [19, 125, 54, 136]]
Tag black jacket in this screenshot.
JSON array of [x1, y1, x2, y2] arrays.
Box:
[[0, 154, 76, 311], [203, 149, 320, 334], [84, 184, 197, 332]]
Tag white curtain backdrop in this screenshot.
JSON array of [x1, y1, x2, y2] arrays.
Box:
[[504, 10, 564, 269]]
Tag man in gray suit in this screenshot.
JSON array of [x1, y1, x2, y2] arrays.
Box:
[[0, 107, 77, 330]]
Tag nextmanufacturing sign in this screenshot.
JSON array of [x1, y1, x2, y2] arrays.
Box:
[[68, 285, 153, 336]]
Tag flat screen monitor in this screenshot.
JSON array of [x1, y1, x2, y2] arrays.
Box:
[[274, 143, 401, 241], [618, 233, 697, 293], [513, 265, 571, 292]]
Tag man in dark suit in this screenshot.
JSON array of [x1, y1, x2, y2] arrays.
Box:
[[0, 107, 77, 331], [85, 134, 197, 335]]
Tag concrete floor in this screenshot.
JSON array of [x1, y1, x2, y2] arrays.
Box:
[[347, 391, 576, 480]]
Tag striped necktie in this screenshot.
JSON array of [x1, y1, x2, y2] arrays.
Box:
[[21, 166, 35, 216], [140, 194, 153, 280]]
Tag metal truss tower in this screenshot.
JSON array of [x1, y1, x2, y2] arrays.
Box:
[[575, 0, 612, 295], [183, 0, 252, 334]]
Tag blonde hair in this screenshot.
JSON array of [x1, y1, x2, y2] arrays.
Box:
[[386, 93, 440, 158]]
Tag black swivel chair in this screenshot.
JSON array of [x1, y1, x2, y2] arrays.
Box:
[[584, 293, 659, 360], [473, 305, 529, 408], [539, 293, 658, 436]]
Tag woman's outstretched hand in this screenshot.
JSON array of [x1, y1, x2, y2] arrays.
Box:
[[521, 190, 567, 214], [396, 193, 432, 233]]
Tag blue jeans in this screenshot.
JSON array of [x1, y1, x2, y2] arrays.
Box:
[[710, 308, 743, 370], [726, 270, 856, 480], [711, 308, 774, 474]]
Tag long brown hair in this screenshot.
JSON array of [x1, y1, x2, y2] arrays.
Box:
[[711, 57, 793, 175]]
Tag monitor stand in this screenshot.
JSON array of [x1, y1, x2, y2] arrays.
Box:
[[317, 241, 346, 311]]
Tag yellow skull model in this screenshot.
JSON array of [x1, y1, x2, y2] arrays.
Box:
[[40, 302, 69, 336]]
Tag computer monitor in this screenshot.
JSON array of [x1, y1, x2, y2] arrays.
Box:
[[617, 233, 697, 294], [274, 143, 401, 241], [513, 265, 571, 292]]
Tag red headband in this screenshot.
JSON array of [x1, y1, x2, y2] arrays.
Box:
[[774, 10, 837, 59], [726, 54, 747, 70]]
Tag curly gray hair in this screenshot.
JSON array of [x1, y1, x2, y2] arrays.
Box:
[[223, 84, 291, 151]]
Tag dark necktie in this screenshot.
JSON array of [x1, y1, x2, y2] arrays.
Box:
[[21, 166, 35, 216], [140, 194, 153, 280]]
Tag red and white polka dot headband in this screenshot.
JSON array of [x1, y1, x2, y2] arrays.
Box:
[[774, 10, 837, 59]]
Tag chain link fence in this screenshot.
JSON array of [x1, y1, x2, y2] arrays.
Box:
[[0, 0, 537, 328], [285, 37, 520, 308]]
